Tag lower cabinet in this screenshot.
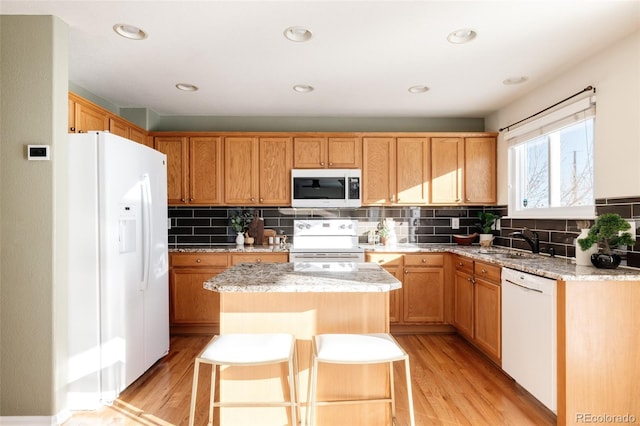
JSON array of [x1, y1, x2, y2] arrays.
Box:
[[366, 252, 447, 331], [453, 254, 502, 364], [169, 251, 288, 334]]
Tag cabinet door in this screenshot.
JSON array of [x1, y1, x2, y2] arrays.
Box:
[[230, 253, 288, 265], [190, 136, 224, 204], [453, 268, 474, 338], [474, 277, 501, 361], [129, 127, 149, 146], [327, 137, 362, 168], [293, 137, 326, 168], [155, 137, 189, 205], [465, 137, 497, 204], [366, 253, 403, 324], [109, 117, 129, 138], [431, 137, 464, 204], [259, 137, 292, 205], [402, 267, 444, 323], [396, 137, 430, 204], [170, 267, 223, 326], [362, 137, 395, 205], [75, 101, 109, 133], [68, 97, 76, 132], [225, 136, 259, 204]]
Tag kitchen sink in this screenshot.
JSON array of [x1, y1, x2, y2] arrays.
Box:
[[474, 249, 538, 259]]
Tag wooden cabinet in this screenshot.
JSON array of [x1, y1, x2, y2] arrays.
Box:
[[366, 252, 404, 323], [430, 136, 496, 205], [110, 116, 150, 147], [69, 94, 109, 133], [362, 137, 429, 205], [403, 254, 445, 323], [293, 136, 361, 168], [169, 253, 230, 334], [225, 136, 292, 205], [366, 252, 448, 330], [230, 252, 288, 265], [155, 136, 224, 205], [453, 255, 501, 363]]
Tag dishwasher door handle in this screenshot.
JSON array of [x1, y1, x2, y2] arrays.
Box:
[[504, 279, 543, 293]]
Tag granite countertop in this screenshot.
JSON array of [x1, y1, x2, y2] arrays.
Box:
[[203, 262, 401, 293], [174, 243, 640, 282]]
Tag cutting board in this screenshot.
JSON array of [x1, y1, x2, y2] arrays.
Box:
[[262, 229, 276, 245]]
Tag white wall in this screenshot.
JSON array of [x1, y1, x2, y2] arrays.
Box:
[[486, 30, 640, 204]]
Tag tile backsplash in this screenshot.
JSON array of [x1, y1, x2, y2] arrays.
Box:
[[168, 196, 640, 267]]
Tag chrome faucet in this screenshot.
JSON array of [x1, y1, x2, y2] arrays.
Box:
[[510, 228, 540, 254]]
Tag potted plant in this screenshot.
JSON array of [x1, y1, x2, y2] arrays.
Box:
[[578, 213, 635, 269], [476, 211, 499, 248], [376, 220, 390, 245], [230, 210, 253, 245]]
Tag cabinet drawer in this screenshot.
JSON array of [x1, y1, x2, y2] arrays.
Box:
[[404, 253, 444, 267], [171, 253, 229, 267], [454, 255, 474, 274], [231, 253, 288, 265], [474, 261, 501, 283], [365, 252, 403, 266]]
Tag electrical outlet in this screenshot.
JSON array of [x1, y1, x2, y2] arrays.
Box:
[[625, 220, 636, 240], [451, 218, 460, 230], [167, 218, 172, 229], [495, 218, 501, 231]]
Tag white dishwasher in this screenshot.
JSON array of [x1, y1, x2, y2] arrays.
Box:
[[501, 268, 557, 413]]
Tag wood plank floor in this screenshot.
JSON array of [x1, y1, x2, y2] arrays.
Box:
[[63, 334, 556, 426]]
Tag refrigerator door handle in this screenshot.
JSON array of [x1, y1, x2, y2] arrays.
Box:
[[140, 175, 152, 290]]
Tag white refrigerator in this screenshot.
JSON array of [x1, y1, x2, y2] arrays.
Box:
[[67, 131, 169, 410]]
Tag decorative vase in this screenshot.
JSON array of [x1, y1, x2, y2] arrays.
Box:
[[591, 253, 621, 269], [575, 228, 597, 266], [479, 234, 494, 249], [235, 232, 245, 246]]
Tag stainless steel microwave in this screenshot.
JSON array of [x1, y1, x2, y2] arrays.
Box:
[[291, 169, 361, 208]]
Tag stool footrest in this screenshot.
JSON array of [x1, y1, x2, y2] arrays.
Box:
[[313, 397, 393, 406]]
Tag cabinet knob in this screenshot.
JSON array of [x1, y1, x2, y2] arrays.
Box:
[[466, 197, 471, 201], [458, 262, 463, 266], [256, 258, 262, 263], [189, 198, 194, 202], [196, 259, 201, 263], [481, 269, 487, 274], [70, 127, 75, 131], [181, 198, 186, 202], [250, 197, 256, 202], [404, 269, 409, 274], [259, 197, 264, 202], [329, 162, 333, 166], [421, 258, 427, 263], [467, 277, 472, 282], [456, 198, 461, 202], [320, 162, 325, 166], [79, 130, 85, 133]]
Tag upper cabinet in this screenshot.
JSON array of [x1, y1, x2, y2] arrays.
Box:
[[155, 136, 224, 205], [224, 136, 292, 205], [69, 92, 150, 146], [293, 136, 361, 169], [430, 136, 496, 205], [362, 136, 430, 205]]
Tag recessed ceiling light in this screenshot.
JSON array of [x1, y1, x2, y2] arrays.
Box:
[[502, 76, 529, 85], [447, 28, 477, 44], [293, 84, 314, 93], [176, 83, 199, 92], [113, 23, 147, 40], [284, 26, 313, 42], [408, 85, 429, 94]]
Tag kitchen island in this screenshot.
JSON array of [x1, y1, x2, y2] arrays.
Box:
[[203, 262, 402, 426]]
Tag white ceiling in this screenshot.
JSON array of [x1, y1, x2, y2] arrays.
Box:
[[2, 1, 639, 118]]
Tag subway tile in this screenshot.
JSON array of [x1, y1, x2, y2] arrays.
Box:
[[535, 219, 567, 231], [193, 208, 227, 218], [595, 204, 632, 218], [176, 218, 210, 227]]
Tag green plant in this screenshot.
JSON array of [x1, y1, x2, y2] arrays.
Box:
[[230, 210, 253, 233], [376, 220, 389, 238], [476, 211, 499, 234], [578, 213, 635, 254]]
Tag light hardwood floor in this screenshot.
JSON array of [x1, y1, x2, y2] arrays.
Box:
[[63, 334, 556, 426]]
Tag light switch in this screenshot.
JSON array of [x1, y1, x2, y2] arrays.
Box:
[[27, 145, 50, 160], [451, 218, 460, 229]]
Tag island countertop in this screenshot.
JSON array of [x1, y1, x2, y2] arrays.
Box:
[[204, 262, 401, 293]]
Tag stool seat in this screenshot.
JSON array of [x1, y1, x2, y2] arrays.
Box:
[[314, 333, 406, 363], [307, 333, 415, 426], [200, 333, 294, 364], [189, 333, 299, 426]]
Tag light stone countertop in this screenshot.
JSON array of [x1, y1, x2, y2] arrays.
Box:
[[171, 245, 289, 253], [173, 243, 640, 282], [203, 262, 401, 293]]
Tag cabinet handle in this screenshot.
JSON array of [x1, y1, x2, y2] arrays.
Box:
[[196, 259, 201, 263]]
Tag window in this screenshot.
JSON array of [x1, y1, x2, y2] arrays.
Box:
[[507, 96, 595, 219]]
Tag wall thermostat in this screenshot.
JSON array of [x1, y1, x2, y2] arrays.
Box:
[[27, 145, 50, 160]]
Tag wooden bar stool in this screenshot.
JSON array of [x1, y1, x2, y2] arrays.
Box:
[[188, 333, 299, 426], [307, 333, 415, 426]]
